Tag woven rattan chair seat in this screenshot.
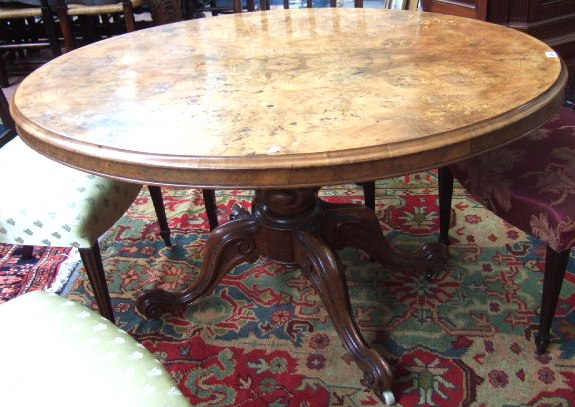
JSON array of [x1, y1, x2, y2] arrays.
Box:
[[0, 5, 43, 18], [66, 0, 143, 15]]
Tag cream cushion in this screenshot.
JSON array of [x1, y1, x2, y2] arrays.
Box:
[[0, 137, 142, 248], [0, 290, 191, 407]]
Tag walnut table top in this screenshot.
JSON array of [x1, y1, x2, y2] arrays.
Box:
[[11, 8, 567, 188]]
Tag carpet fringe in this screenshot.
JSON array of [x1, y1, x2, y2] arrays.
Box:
[[45, 248, 81, 294]]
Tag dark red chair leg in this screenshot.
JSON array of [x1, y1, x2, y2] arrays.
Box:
[[0, 90, 14, 127], [121, 0, 137, 32], [536, 247, 570, 353], [361, 181, 376, 211], [79, 243, 115, 323], [0, 90, 16, 147], [39, 0, 62, 57], [147, 186, 171, 246], [202, 189, 219, 231], [438, 167, 454, 246], [0, 63, 8, 88], [21, 245, 34, 260]]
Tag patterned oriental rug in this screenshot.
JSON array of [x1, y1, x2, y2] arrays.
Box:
[[0, 244, 80, 303], [58, 171, 574, 406]]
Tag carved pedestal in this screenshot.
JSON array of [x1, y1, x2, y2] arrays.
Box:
[[137, 189, 448, 404]]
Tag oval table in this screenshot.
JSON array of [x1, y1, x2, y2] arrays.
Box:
[[11, 8, 567, 405]]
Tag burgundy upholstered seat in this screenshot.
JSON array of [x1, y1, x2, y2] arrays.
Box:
[[439, 106, 575, 353]]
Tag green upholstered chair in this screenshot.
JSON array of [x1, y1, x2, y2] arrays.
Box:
[[1, 85, 217, 324], [0, 290, 191, 407], [0, 136, 169, 323], [1, 85, 174, 323]]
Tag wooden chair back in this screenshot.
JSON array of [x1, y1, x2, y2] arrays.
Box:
[[0, 0, 64, 86], [55, 0, 143, 50]]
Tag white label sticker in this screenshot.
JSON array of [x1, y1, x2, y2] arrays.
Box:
[[545, 51, 558, 58], [267, 146, 281, 153]]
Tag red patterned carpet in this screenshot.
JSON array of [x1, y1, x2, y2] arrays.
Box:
[[13, 170, 575, 406], [0, 244, 79, 303]]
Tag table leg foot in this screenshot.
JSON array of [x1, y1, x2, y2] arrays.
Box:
[[382, 390, 396, 405], [535, 334, 551, 354], [320, 202, 449, 277], [136, 217, 261, 318], [295, 231, 394, 399]]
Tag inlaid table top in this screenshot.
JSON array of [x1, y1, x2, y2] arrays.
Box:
[[11, 8, 567, 188]]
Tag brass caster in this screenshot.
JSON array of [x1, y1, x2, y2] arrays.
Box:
[[382, 390, 395, 405]]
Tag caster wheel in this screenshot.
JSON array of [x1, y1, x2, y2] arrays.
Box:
[[382, 390, 395, 405]]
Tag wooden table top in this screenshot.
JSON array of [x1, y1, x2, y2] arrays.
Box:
[[11, 8, 567, 188]]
